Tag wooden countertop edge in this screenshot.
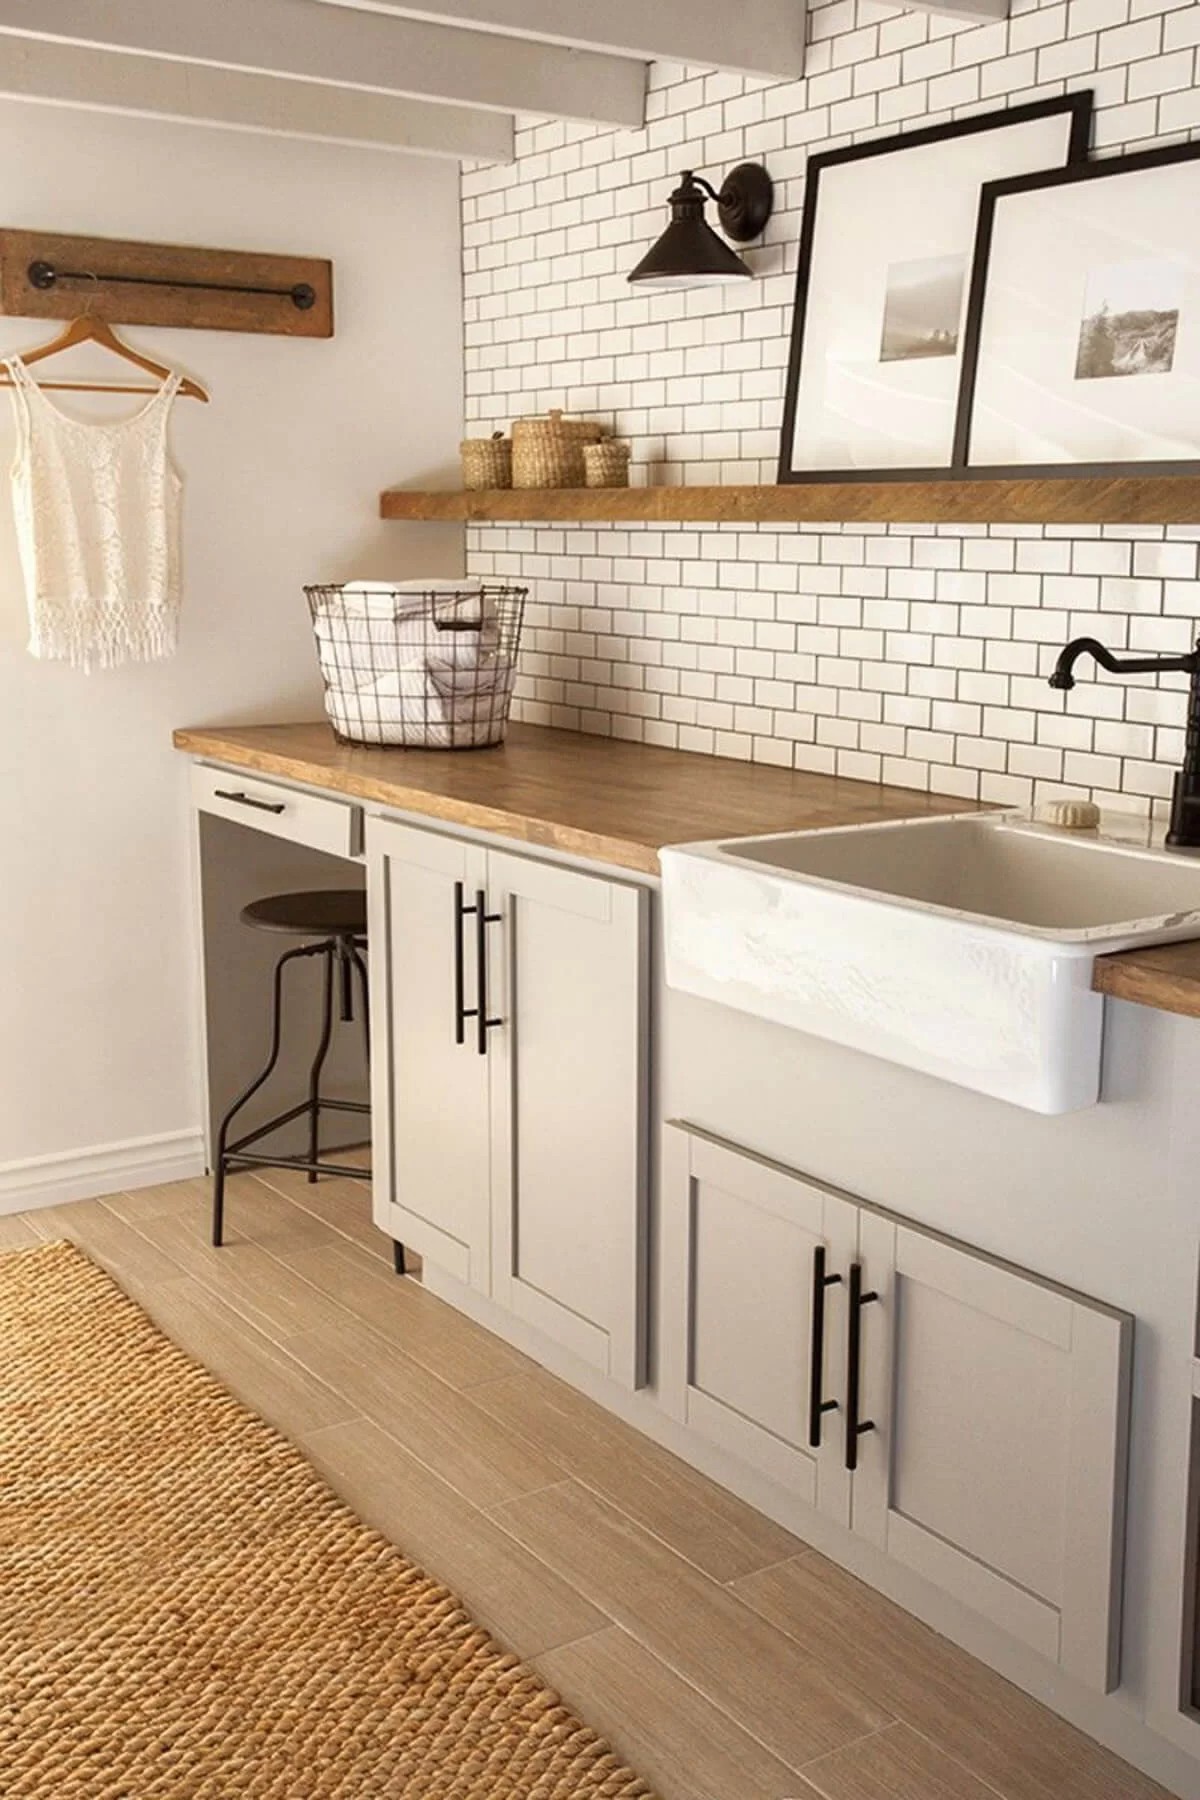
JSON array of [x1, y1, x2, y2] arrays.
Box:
[[1092, 945, 1200, 1020], [176, 726, 1200, 1019], [173, 728, 665, 874]]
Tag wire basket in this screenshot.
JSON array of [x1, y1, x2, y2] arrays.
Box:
[[305, 581, 528, 750]]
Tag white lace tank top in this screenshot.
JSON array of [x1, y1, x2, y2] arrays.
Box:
[[5, 355, 183, 671]]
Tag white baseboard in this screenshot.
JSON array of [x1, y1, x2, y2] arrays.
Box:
[[0, 1130, 207, 1215]]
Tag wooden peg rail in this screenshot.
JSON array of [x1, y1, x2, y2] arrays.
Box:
[[0, 230, 333, 337]]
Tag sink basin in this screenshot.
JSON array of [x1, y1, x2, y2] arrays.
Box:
[[660, 811, 1200, 1113]]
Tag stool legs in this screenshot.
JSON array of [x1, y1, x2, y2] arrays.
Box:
[[306, 944, 336, 1184], [212, 942, 320, 1247], [210, 936, 370, 1245]]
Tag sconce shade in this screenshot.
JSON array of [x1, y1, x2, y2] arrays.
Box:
[[628, 165, 772, 290]]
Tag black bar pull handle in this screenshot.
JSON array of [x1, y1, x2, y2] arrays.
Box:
[[475, 887, 503, 1055], [808, 1245, 842, 1449], [214, 788, 286, 815], [845, 1261, 879, 1473], [453, 880, 475, 1046]]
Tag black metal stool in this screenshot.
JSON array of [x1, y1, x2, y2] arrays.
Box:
[[210, 889, 405, 1274]]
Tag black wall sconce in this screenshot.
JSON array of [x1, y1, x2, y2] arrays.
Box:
[[627, 163, 774, 290]]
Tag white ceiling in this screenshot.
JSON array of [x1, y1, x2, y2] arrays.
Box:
[[0, 0, 1007, 162]]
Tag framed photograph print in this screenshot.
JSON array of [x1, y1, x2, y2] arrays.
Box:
[[777, 93, 1093, 484], [956, 140, 1200, 475]]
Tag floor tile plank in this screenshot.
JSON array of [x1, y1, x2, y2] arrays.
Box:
[[302, 1414, 609, 1660], [252, 1165, 390, 1261], [492, 1479, 891, 1771], [136, 1276, 357, 1437], [283, 1311, 564, 1509], [216, 1174, 347, 1254], [0, 1213, 48, 1251], [732, 1556, 1170, 1800], [535, 1625, 812, 1800], [799, 1723, 1002, 1800], [278, 1240, 534, 1389], [474, 1366, 803, 1582], [132, 1218, 374, 1344], [26, 1197, 185, 1290], [101, 1178, 211, 1226]]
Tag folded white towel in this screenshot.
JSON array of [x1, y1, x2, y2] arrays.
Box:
[[313, 589, 498, 679], [325, 684, 499, 748]]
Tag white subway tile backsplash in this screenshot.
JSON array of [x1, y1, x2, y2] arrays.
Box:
[[463, 22, 1200, 818]]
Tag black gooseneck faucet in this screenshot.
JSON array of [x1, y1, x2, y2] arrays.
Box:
[[1049, 635, 1200, 848]]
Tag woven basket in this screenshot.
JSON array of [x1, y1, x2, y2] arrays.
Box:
[[583, 440, 631, 489], [460, 433, 512, 491], [512, 409, 604, 489]]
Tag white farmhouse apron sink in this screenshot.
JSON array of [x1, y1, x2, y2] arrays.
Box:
[[661, 812, 1200, 1113]]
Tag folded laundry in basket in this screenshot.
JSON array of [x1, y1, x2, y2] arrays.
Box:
[[427, 653, 516, 706], [314, 587, 498, 679], [325, 672, 499, 748]]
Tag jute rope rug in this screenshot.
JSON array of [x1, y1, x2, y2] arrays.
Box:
[[0, 1241, 657, 1798]]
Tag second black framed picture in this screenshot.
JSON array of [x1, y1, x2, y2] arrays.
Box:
[[955, 138, 1200, 475], [776, 93, 1093, 485]]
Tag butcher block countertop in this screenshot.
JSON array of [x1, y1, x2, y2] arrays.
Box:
[[174, 720, 1200, 1016], [173, 720, 978, 876], [1092, 939, 1200, 1020]]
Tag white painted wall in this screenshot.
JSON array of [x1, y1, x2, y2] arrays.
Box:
[[0, 102, 463, 1196]]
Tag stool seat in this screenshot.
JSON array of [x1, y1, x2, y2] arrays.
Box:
[[240, 889, 367, 938]]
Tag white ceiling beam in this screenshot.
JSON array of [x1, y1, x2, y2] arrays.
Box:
[[321, 0, 806, 80], [0, 35, 514, 159], [904, 0, 1009, 18], [0, 0, 648, 127]]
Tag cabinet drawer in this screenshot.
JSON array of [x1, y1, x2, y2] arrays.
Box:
[[192, 764, 361, 858]]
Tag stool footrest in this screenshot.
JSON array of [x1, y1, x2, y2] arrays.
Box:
[[223, 1150, 371, 1181]]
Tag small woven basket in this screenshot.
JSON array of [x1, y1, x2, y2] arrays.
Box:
[[460, 432, 512, 491], [512, 409, 604, 489], [583, 440, 631, 488]]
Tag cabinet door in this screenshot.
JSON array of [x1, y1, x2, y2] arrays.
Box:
[[486, 848, 649, 1389], [367, 819, 491, 1291], [853, 1208, 1131, 1694], [661, 1124, 858, 1525]]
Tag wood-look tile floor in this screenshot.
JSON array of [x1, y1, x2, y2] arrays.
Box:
[[3, 1171, 1171, 1800]]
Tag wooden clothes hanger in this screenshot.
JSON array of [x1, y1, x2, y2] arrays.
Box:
[[0, 314, 208, 401]]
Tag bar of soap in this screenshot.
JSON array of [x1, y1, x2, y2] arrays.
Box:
[[1039, 799, 1101, 831]]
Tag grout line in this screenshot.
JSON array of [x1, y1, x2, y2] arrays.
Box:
[[794, 1721, 900, 1777], [480, 1477, 575, 1513], [899, 1721, 1012, 1800], [722, 1545, 816, 1588]]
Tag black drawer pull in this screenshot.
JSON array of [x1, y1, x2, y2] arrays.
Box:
[[475, 887, 502, 1055], [845, 1261, 879, 1472], [808, 1245, 841, 1448], [214, 788, 286, 815], [454, 881, 474, 1045]]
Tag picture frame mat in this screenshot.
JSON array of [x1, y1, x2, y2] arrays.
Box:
[[777, 92, 1093, 486], [955, 137, 1200, 478]]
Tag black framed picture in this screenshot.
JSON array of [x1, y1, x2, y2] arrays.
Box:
[[777, 93, 1093, 485], [955, 138, 1200, 476]]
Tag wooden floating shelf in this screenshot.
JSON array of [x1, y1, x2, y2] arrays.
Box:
[[380, 476, 1200, 528]]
